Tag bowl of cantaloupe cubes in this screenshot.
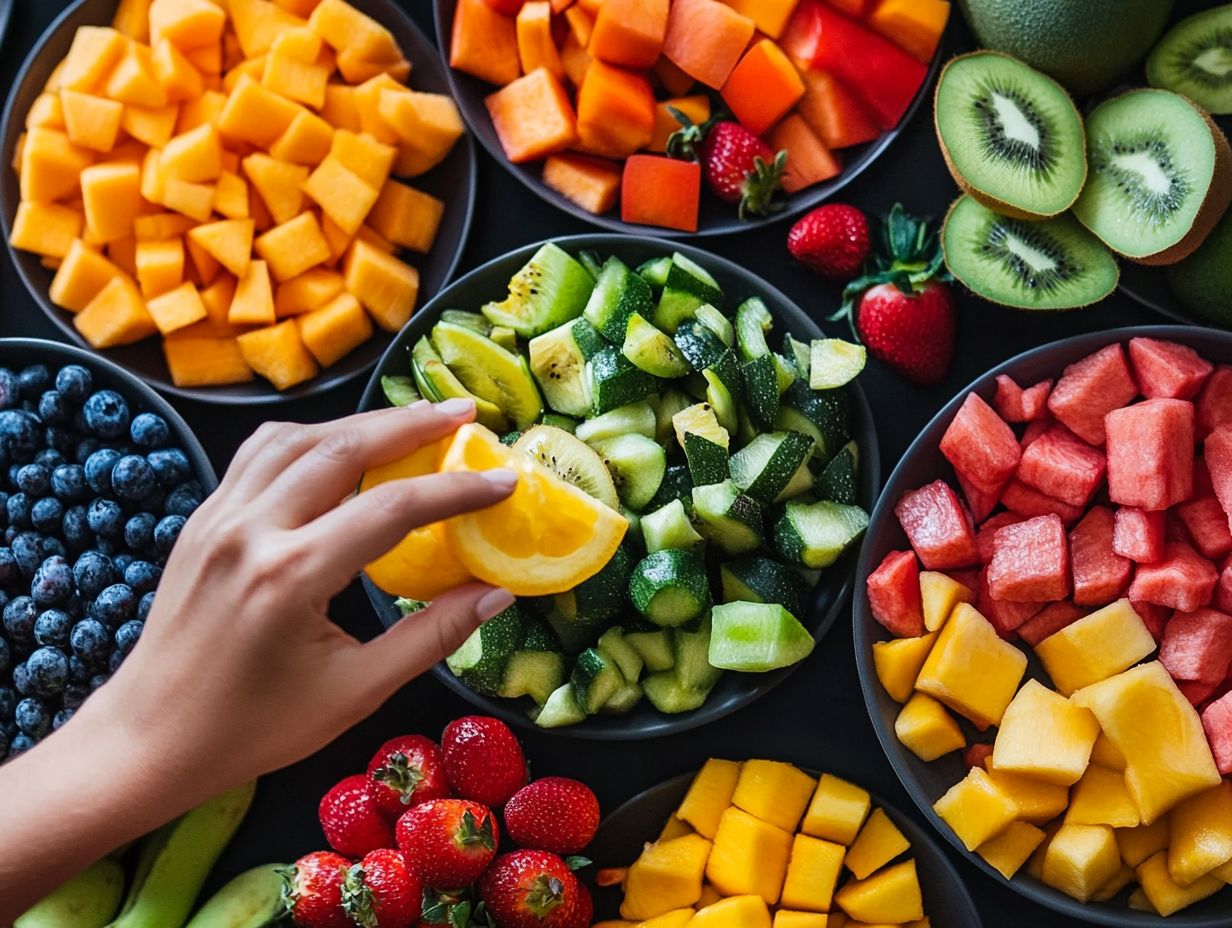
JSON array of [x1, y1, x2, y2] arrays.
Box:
[[1, 0, 476, 404], [586, 758, 981, 927], [436, 0, 948, 236], [855, 326, 1232, 923]]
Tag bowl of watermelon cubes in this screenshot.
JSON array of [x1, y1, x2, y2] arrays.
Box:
[[855, 325, 1232, 924], [435, 0, 947, 236]]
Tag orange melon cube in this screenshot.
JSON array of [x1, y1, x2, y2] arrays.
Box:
[[327, 130, 394, 190], [146, 280, 207, 333], [219, 76, 302, 147], [722, 39, 804, 135], [237, 320, 319, 389], [139, 147, 167, 203], [649, 94, 710, 152], [320, 213, 353, 265], [74, 276, 158, 347], [721, 0, 800, 39], [20, 128, 94, 203], [249, 183, 275, 232], [107, 236, 139, 276], [223, 56, 269, 95], [868, 0, 950, 64], [184, 43, 223, 76], [275, 268, 345, 317], [26, 94, 66, 131], [590, 0, 668, 70], [343, 239, 418, 331], [185, 234, 220, 285], [160, 123, 223, 182], [151, 39, 205, 102], [242, 153, 308, 225], [60, 27, 128, 93], [377, 90, 464, 175], [543, 153, 621, 214], [450, 0, 520, 87], [176, 89, 226, 134], [268, 111, 334, 166], [560, 33, 592, 89], [121, 103, 179, 148], [663, 0, 754, 89], [10, 202, 83, 259], [198, 273, 238, 328], [321, 84, 362, 132], [768, 114, 840, 193], [230, 0, 309, 58], [213, 170, 250, 220], [308, 0, 400, 62], [366, 181, 443, 253], [135, 237, 186, 297], [654, 55, 695, 96], [149, 0, 227, 51], [564, 6, 595, 47], [296, 291, 373, 366], [187, 218, 254, 278], [356, 224, 395, 253], [113, 0, 153, 42], [577, 60, 655, 158], [486, 68, 578, 164], [262, 51, 331, 109], [621, 153, 700, 231], [302, 155, 379, 236], [517, 2, 564, 80], [338, 53, 412, 89], [271, 27, 325, 64], [50, 240, 125, 311], [163, 335, 255, 386], [59, 91, 124, 153], [255, 212, 332, 281], [104, 46, 169, 109], [275, 0, 325, 16], [229, 259, 276, 325], [162, 178, 215, 222], [352, 74, 403, 145], [81, 161, 143, 244]]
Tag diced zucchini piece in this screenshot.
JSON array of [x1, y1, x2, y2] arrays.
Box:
[[703, 368, 738, 435], [741, 354, 780, 432], [440, 309, 491, 334], [683, 433, 730, 487], [623, 313, 691, 378], [653, 388, 694, 445], [540, 413, 578, 432], [783, 380, 851, 454], [773, 353, 797, 394], [433, 321, 544, 429], [695, 304, 735, 347], [629, 549, 712, 627], [528, 319, 600, 418], [735, 296, 773, 361], [586, 348, 662, 415], [637, 255, 672, 289], [583, 256, 654, 342], [575, 401, 657, 444], [598, 627, 645, 681], [446, 606, 525, 696], [626, 629, 675, 672], [482, 243, 595, 338], [601, 680, 644, 714], [691, 480, 764, 556], [381, 375, 420, 407], [646, 464, 695, 514], [577, 249, 605, 279], [810, 339, 867, 389], [654, 252, 724, 333], [816, 441, 858, 504], [709, 602, 815, 672], [774, 405, 825, 458], [642, 498, 705, 554], [773, 500, 870, 569], [784, 333, 812, 378], [674, 612, 724, 692], [501, 650, 567, 705], [565, 544, 633, 624], [720, 555, 811, 618], [643, 671, 709, 714], [729, 431, 815, 504], [534, 683, 586, 728], [674, 322, 743, 393], [572, 647, 624, 714]]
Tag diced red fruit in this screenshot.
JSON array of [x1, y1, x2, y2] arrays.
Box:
[[1047, 344, 1138, 446], [999, 478, 1085, 525], [977, 566, 1043, 638], [1018, 601, 1085, 647], [1179, 679, 1219, 707], [1202, 691, 1232, 775], [1159, 608, 1232, 684], [1105, 398, 1195, 511], [620, 155, 700, 232], [1016, 425, 1106, 508], [795, 69, 881, 150], [957, 470, 1000, 524], [866, 549, 925, 637], [894, 479, 981, 570], [1069, 506, 1132, 606], [1131, 600, 1172, 642], [1128, 337, 1214, 400], [1020, 381, 1053, 422], [993, 375, 1052, 423], [1176, 496, 1232, 560], [948, 569, 980, 596], [977, 512, 1027, 564], [1128, 541, 1219, 613], [940, 393, 1021, 498], [1113, 506, 1166, 564], [987, 513, 1070, 603], [1206, 427, 1232, 528], [1218, 561, 1232, 614], [1020, 417, 1052, 451], [964, 743, 993, 769], [1197, 367, 1232, 440]]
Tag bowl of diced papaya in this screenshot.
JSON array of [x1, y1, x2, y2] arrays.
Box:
[[435, 0, 948, 236], [1, 0, 476, 404]]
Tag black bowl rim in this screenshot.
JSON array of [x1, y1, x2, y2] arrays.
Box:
[[589, 767, 983, 927], [0, 335, 219, 491], [358, 231, 882, 741], [0, 0, 478, 407], [853, 324, 1232, 926], [430, 0, 945, 238]]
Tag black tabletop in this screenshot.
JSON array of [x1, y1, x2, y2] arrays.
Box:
[[0, 3, 1163, 926]]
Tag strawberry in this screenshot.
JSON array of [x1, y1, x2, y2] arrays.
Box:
[[281, 851, 353, 928], [441, 716, 527, 807], [477, 851, 590, 928], [319, 774, 396, 858], [832, 204, 957, 386], [396, 798, 500, 890], [366, 734, 451, 819], [788, 204, 871, 281], [504, 778, 600, 856], [341, 849, 422, 928], [667, 113, 786, 221]]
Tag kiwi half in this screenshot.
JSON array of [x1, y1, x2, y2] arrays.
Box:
[[935, 51, 1087, 220], [513, 425, 620, 510], [1072, 89, 1232, 266], [1148, 5, 1232, 116], [1167, 207, 1232, 328], [942, 195, 1119, 310]]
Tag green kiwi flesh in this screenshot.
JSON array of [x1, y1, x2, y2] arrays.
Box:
[[1167, 206, 1232, 328], [1072, 89, 1232, 265], [934, 51, 1087, 219], [1148, 4, 1232, 115], [942, 195, 1119, 310]]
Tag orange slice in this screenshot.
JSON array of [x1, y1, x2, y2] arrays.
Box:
[[439, 423, 629, 596]]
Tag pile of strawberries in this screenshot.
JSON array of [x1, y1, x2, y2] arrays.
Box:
[[282, 716, 600, 928]]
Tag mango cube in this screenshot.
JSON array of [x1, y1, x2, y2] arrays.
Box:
[[212, 171, 250, 221], [639, 912, 693, 928], [10, 202, 83, 259], [254, 212, 331, 282], [151, 38, 205, 102], [149, 0, 226, 50], [706, 807, 792, 904], [161, 123, 223, 183], [343, 240, 418, 332], [676, 759, 741, 840], [49, 240, 124, 311], [845, 807, 910, 880], [1117, 817, 1171, 869], [732, 760, 816, 833], [262, 49, 331, 109], [302, 155, 379, 236], [1092, 863, 1136, 902], [1041, 824, 1121, 903], [780, 834, 844, 912], [367, 181, 444, 254], [895, 692, 965, 762], [236, 320, 319, 390], [1090, 733, 1127, 772], [275, 268, 345, 318], [161, 177, 214, 222], [872, 632, 936, 704], [296, 292, 371, 367], [933, 767, 1018, 852], [74, 276, 157, 347], [20, 128, 94, 203], [1168, 781, 1232, 887], [1065, 765, 1141, 828], [328, 129, 395, 190], [59, 26, 128, 92], [772, 913, 827, 928], [377, 89, 464, 175], [243, 153, 308, 226], [834, 859, 923, 925], [219, 76, 301, 148], [135, 237, 185, 298], [163, 333, 254, 387], [1036, 599, 1156, 695], [187, 219, 254, 280], [991, 679, 1099, 785], [660, 815, 693, 842], [977, 821, 1046, 880], [105, 45, 168, 108], [122, 103, 179, 148], [620, 833, 712, 921], [185, 234, 220, 285], [802, 775, 870, 846], [60, 90, 123, 153], [686, 895, 771, 928], [146, 280, 206, 334], [920, 570, 975, 632], [269, 110, 334, 166], [984, 769, 1070, 825], [229, 259, 275, 326], [1137, 851, 1224, 916]]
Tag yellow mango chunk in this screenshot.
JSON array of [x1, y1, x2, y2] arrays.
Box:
[[112, 0, 152, 41], [10, 202, 83, 259], [80, 162, 143, 244], [639, 912, 693, 928], [255, 212, 331, 282], [1036, 599, 1156, 696], [263, 51, 331, 109], [105, 45, 168, 108], [296, 292, 371, 367], [135, 237, 185, 298], [834, 859, 922, 924], [916, 603, 1027, 730], [230, 0, 309, 58], [60, 91, 124, 153], [177, 89, 226, 134], [920, 570, 975, 632], [1090, 733, 1127, 772], [275, 268, 345, 318], [185, 234, 221, 284], [149, 0, 226, 50], [308, 0, 401, 62], [1117, 817, 1171, 869], [329, 129, 395, 190], [198, 274, 238, 330], [242, 153, 308, 226], [219, 76, 301, 148], [991, 679, 1099, 786], [343, 239, 418, 332], [676, 759, 741, 840], [269, 110, 334, 166], [321, 84, 362, 131], [377, 89, 464, 175], [620, 833, 712, 921], [660, 816, 693, 842], [367, 180, 444, 254], [1065, 765, 1141, 828], [984, 768, 1070, 825], [21, 128, 94, 203], [1137, 850, 1224, 916], [236, 320, 319, 390], [151, 38, 204, 103], [121, 102, 179, 148], [161, 177, 215, 222], [135, 214, 197, 245], [732, 760, 816, 834], [771, 914, 827, 928], [1092, 863, 1136, 902], [1041, 824, 1121, 903], [213, 170, 249, 221], [978, 821, 1046, 880], [27, 94, 66, 131], [706, 807, 792, 904], [229, 259, 275, 326], [303, 155, 379, 236], [686, 895, 771, 928], [74, 276, 157, 347], [873, 632, 936, 704], [895, 692, 964, 762], [187, 219, 254, 280], [780, 834, 843, 912], [802, 774, 870, 846], [933, 767, 1018, 852], [50, 240, 124, 311], [60, 27, 128, 92], [161, 123, 222, 183], [845, 807, 910, 880], [146, 280, 206, 334], [1169, 781, 1232, 887]]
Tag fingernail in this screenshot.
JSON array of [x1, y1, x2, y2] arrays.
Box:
[[481, 469, 518, 491], [476, 587, 516, 621], [435, 397, 475, 417]]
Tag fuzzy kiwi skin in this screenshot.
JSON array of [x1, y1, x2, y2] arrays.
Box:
[[934, 51, 1087, 221]]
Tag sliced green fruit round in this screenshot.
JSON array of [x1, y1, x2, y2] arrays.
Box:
[[513, 425, 620, 510], [708, 601, 815, 672], [934, 51, 1087, 219], [1072, 89, 1232, 265], [1167, 207, 1232, 328], [481, 243, 595, 338], [433, 321, 544, 429], [1148, 5, 1232, 116], [942, 195, 1119, 310]]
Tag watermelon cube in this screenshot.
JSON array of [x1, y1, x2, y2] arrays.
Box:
[[1069, 506, 1132, 607], [1198, 367, 1232, 440], [1000, 478, 1085, 525], [964, 742, 994, 769], [1019, 601, 1086, 647], [1021, 381, 1054, 422], [895, 480, 980, 570], [1113, 507, 1166, 564], [1201, 691, 1232, 774], [1218, 560, 1232, 614], [1160, 608, 1232, 684], [988, 513, 1070, 603], [977, 567, 1043, 637], [956, 470, 1001, 523], [1178, 679, 1219, 707], [867, 549, 925, 638], [948, 569, 981, 596], [994, 375, 1052, 423], [1016, 425, 1106, 507], [1128, 337, 1213, 400], [940, 393, 1021, 495], [1131, 600, 1172, 642], [977, 512, 1027, 563], [1206, 426, 1232, 529], [1128, 541, 1219, 613], [1106, 398, 1195, 511], [1176, 496, 1232, 560], [1047, 344, 1138, 446]]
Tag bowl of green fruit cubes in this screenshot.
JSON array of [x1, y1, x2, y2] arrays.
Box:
[[358, 235, 880, 739]]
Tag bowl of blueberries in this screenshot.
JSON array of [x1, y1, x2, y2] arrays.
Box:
[[0, 338, 216, 761]]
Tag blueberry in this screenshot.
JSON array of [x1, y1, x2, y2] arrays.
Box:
[[15, 464, 48, 496], [31, 497, 64, 534], [0, 370, 19, 410], [94, 536, 118, 557], [0, 637, 8, 675], [70, 619, 109, 662], [72, 551, 117, 598], [37, 390, 69, 424], [15, 697, 49, 737], [38, 537, 66, 561], [83, 391, 130, 439], [61, 683, 87, 710], [26, 647, 67, 697], [9, 732, 35, 757], [111, 455, 156, 502], [68, 655, 89, 683], [146, 448, 191, 486], [84, 449, 121, 495], [6, 493, 32, 529], [51, 464, 87, 501], [33, 449, 64, 470], [31, 556, 73, 606], [163, 482, 203, 517], [33, 609, 71, 648], [0, 411, 40, 463], [55, 365, 92, 403], [0, 686, 14, 720], [93, 584, 135, 627], [4, 526, 16, 545], [62, 505, 92, 550], [130, 413, 170, 450], [45, 426, 74, 455], [153, 515, 186, 554], [112, 553, 134, 574], [11, 662, 31, 696], [88, 674, 109, 693], [0, 548, 18, 585], [17, 365, 50, 400], [2, 596, 36, 643], [137, 591, 155, 622], [123, 512, 157, 550], [74, 437, 101, 465], [87, 498, 123, 537], [52, 708, 74, 730], [10, 533, 40, 576], [124, 561, 161, 594]]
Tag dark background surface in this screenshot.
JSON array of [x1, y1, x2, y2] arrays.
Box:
[[0, 2, 1166, 926]]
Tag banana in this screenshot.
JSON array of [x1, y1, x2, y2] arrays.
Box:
[[183, 864, 288, 928], [15, 858, 125, 928]]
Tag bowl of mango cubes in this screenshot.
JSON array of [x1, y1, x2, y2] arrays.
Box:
[[855, 325, 1232, 924], [1, 0, 476, 404]]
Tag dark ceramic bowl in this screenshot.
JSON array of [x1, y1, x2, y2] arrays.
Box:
[[432, 0, 944, 237], [0, 0, 477, 405], [586, 767, 983, 926], [359, 233, 881, 740], [854, 325, 1232, 925]]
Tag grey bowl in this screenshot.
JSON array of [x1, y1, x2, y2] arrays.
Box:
[[854, 325, 1232, 925], [431, 0, 944, 237], [0, 0, 476, 405], [585, 768, 982, 926], [358, 233, 881, 740]]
